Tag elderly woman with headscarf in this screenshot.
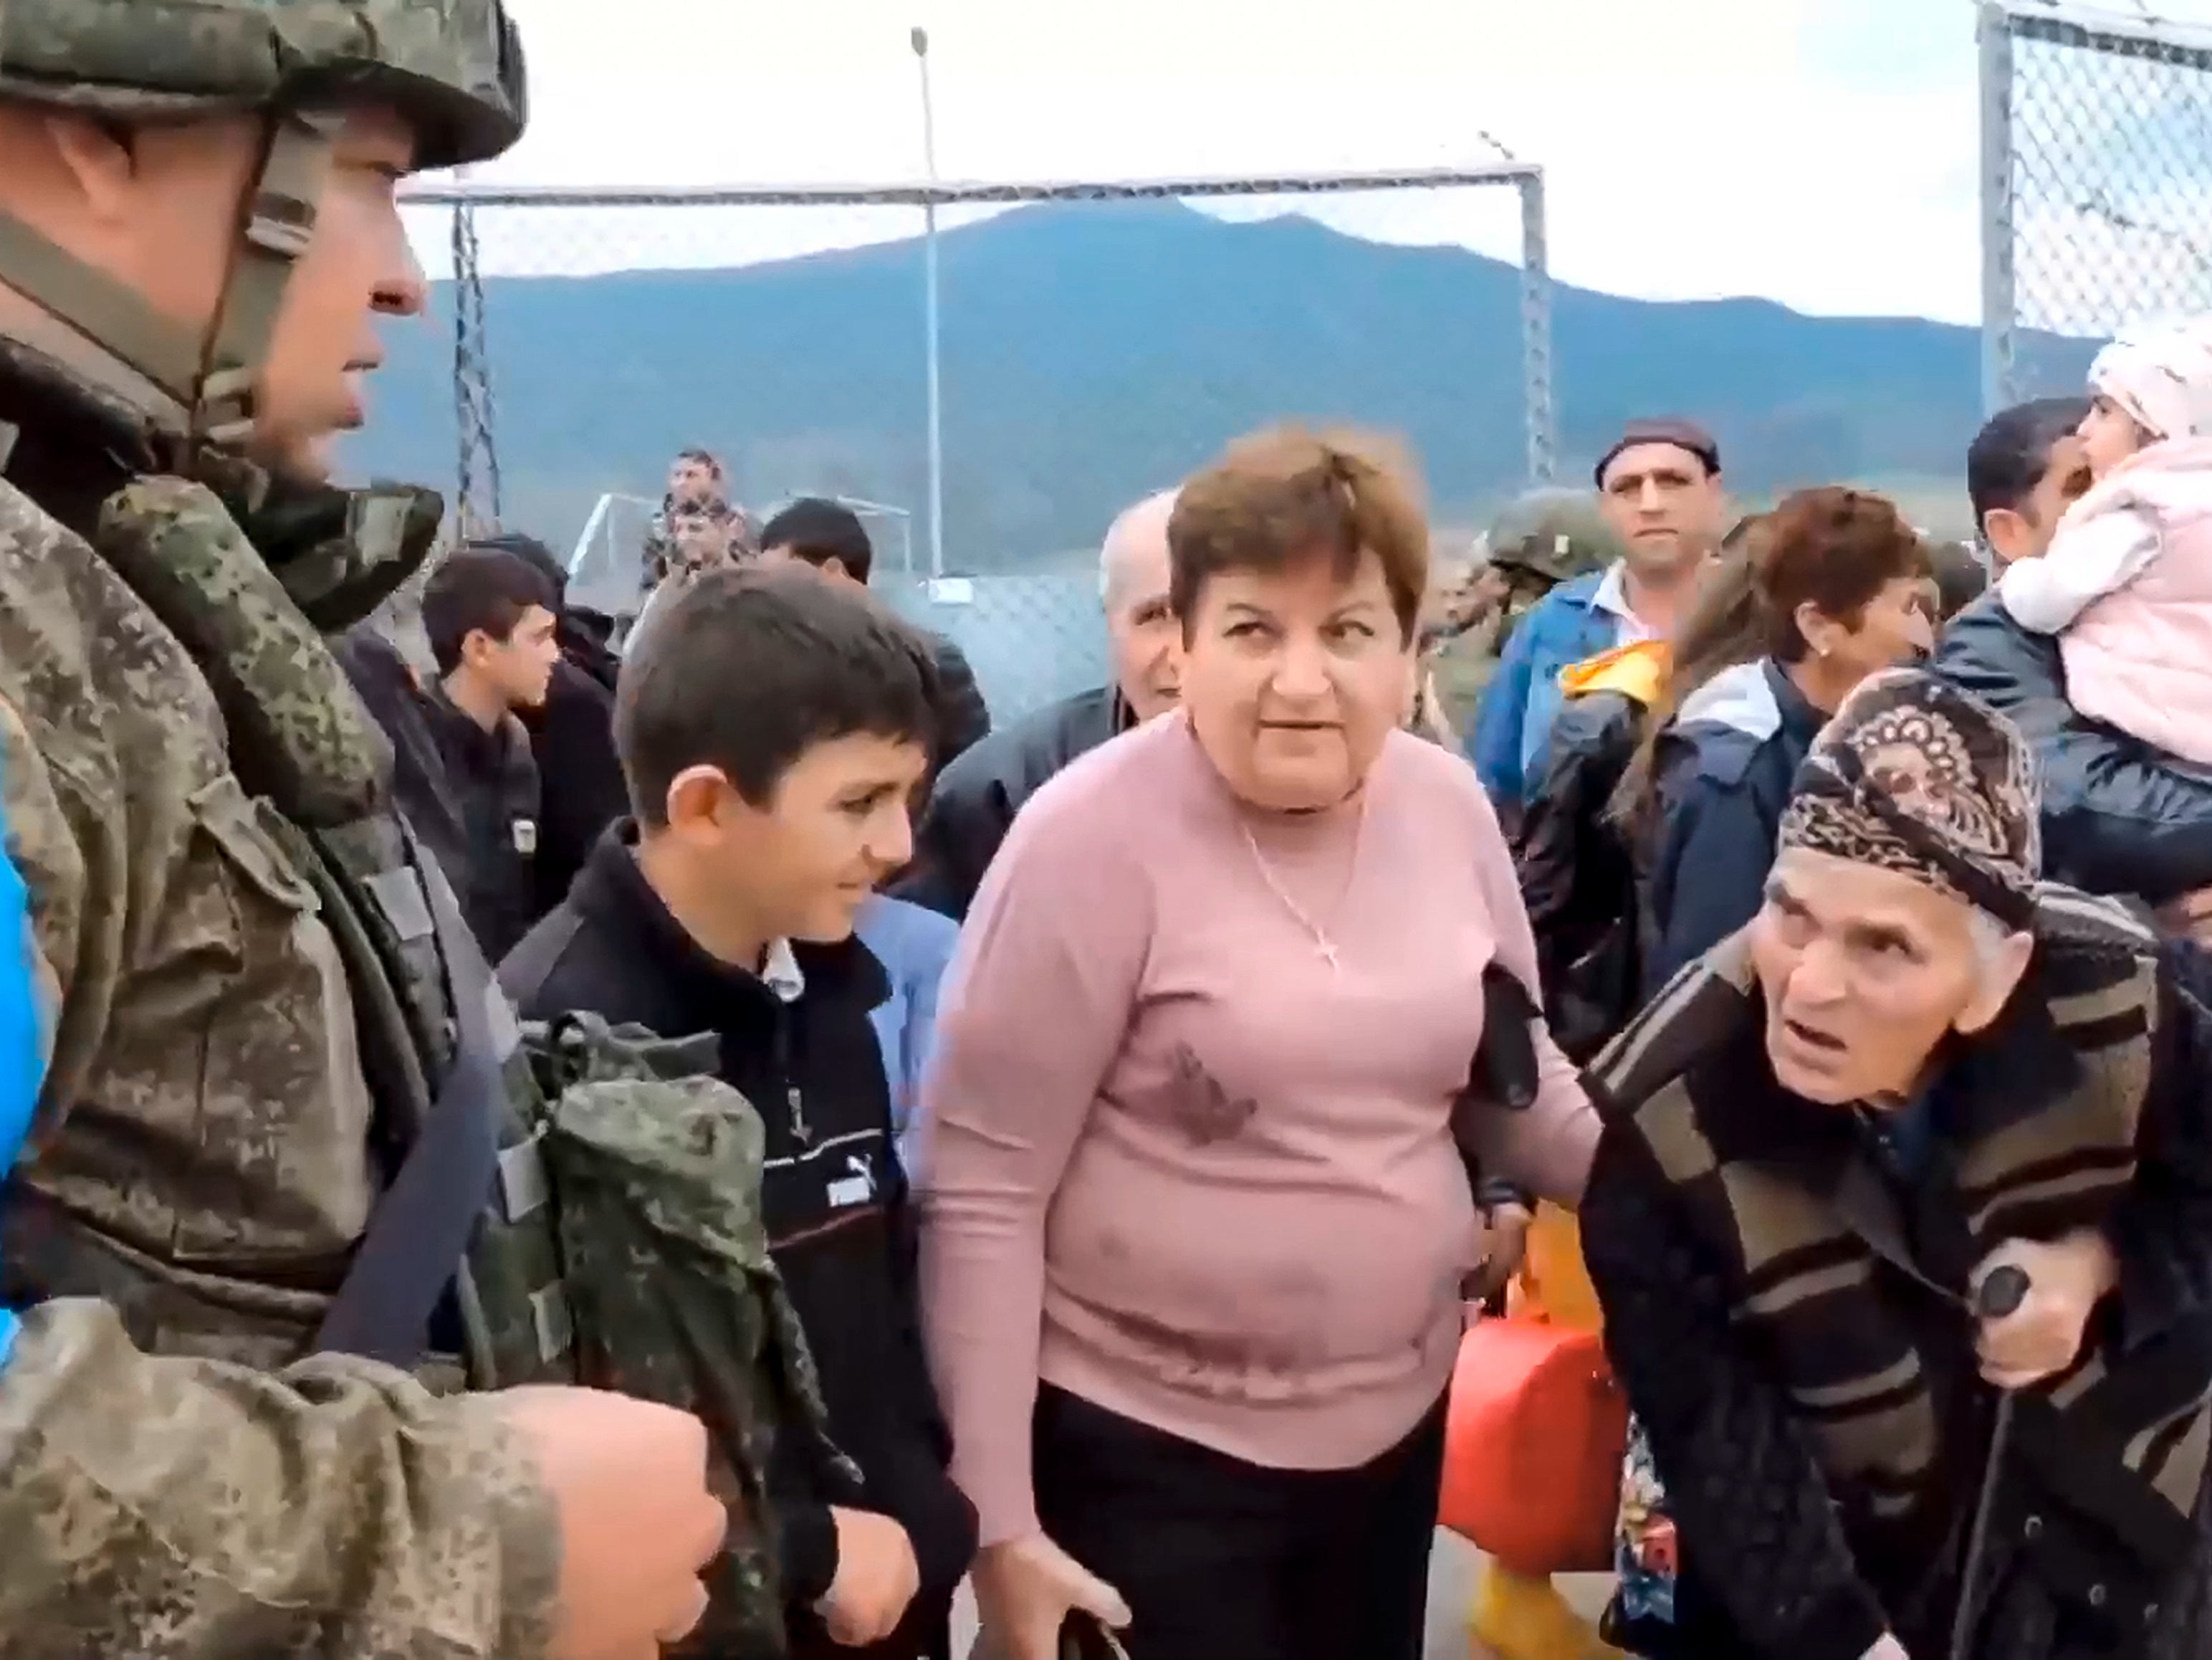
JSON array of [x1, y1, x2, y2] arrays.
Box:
[[1578, 667, 2212, 1660]]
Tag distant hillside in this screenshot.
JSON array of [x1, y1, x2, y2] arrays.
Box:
[[350, 199, 2087, 563]]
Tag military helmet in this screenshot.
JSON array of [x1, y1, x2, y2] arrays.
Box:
[[0, 0, 527, 450], [1483, 488, 1627, 585]]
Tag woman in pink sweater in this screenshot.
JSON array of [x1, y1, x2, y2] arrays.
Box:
[[919, 429, 1600, 1660]]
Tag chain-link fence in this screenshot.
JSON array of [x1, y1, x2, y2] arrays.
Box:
[[554, 487, 1103, 718], [874, 572, 1110, 723], [1978, 0, 2212, 414], [378, 169, 1551, 722]]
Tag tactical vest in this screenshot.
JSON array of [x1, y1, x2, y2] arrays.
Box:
[[54, 470, 574, 1387]]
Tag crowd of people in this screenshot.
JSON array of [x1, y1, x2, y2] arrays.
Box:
[[5, 8, 2212, 1660]]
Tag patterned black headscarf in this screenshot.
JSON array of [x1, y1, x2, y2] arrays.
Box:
[[1777, 667, 2041, 928]]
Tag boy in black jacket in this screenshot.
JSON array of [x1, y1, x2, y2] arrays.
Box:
[[501, 565, 977, 1659]]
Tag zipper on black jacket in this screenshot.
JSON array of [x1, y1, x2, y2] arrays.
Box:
[[770, 1003, 813, 1147]]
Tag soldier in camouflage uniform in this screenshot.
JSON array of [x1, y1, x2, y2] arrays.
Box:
[[1425, 489, 1622, 745], [0, 5, 736, 1653], [1484, 487, 1627, 646]]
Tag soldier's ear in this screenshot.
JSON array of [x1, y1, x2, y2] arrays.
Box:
[[32, 113, 140, 226]]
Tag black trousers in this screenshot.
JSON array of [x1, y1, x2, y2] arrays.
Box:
[[1033, 1385, 1446, 1660]]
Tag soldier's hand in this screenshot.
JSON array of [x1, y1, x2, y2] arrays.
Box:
[[818, 1507, 921, 1646], [494, 1385, 727, 1660]]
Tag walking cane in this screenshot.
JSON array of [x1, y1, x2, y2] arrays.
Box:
[[1946, 1263, 2031, 1660]]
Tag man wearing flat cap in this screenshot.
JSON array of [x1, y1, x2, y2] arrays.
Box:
[[1577, 667, 2212, 1660], [1471, 417, 1730, 808]]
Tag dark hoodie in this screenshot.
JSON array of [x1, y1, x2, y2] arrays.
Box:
[[481, 534, 630, 914], [334, 623, 472, 892], [502, 827, 978, 1656], [421, 684, 542, 965]]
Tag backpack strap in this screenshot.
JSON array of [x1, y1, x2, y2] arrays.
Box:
[[314, 829, 517, 1364]]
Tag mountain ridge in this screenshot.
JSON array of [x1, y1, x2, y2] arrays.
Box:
[[351, 198, 2084, 563]]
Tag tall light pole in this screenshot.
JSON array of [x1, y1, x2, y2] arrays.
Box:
[[911, 26, 946, 580]]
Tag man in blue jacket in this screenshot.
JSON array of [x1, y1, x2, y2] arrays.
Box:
[[1470, 419, 1729, 809]]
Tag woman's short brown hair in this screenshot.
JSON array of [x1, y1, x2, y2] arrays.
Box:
[[1168, 426, 1430, 644], [1754, 487, 1933, 663]]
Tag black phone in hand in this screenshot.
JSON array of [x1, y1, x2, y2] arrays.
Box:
[[1060, 1610, 1131, 1660]]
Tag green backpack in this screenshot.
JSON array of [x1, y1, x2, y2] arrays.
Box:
[[525, 1014, 863, 1657]]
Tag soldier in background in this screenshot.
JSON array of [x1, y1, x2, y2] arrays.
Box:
[[1412, 543, 1503, 743], [641, 446, 730, 589], [0, 4, 725, 1651], [1427, 490, 1624, 810]]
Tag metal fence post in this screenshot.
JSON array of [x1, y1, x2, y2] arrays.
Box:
[[1976, 2, 2018, 420], [1518, 170, 1557, 487]]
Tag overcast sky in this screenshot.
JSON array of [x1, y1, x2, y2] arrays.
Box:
[[407, 0, 2212, 329]]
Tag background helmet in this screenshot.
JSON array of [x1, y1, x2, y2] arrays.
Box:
[[0, 0, 527, 449], [1483, 488, 1627, 586]]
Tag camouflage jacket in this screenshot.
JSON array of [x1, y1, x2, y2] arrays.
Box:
[[526, 1013, 858, 1658], [0, 466, 386, 1361], [0, 1299, 557, 1656], [0, 328, 436, 1364], [0, 338, 560, 1654]]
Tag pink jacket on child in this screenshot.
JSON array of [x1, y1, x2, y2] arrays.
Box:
[[2004, 438, 2212, 767]]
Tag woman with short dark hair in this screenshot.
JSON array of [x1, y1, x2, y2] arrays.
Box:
[[1641, 487, 1935, 988], [921, 427, 1597, 1660]]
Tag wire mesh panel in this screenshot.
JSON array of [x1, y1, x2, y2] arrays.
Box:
[[565, 492, 661, 620], [1979, 1, 2212, 413], [875, 572, 1110, 723], [380, 170, 1552, 724]]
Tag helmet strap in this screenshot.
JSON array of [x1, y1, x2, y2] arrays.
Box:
[[0, 207, 202, 415], [0, 104, 347, 461], [193, 106, 346, 453]]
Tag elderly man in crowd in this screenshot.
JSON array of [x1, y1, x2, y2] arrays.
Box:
[[899, 488, 1182, 920], [1577, 667, 2212, 1660]]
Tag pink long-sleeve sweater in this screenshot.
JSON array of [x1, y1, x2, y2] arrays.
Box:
[[916, 712, 1597, 1547]]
